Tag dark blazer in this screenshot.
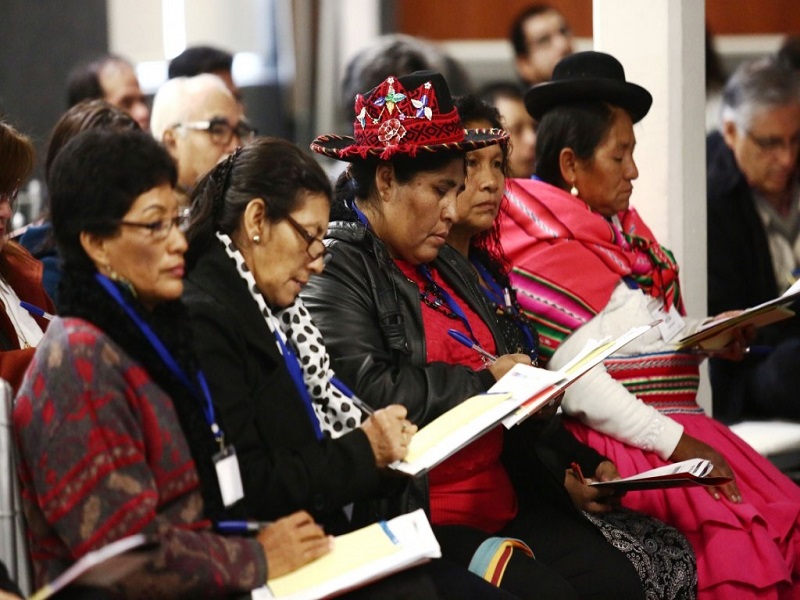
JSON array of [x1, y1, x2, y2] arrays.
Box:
[[706, 131, 800, 421], [183, 241, 386, 533]]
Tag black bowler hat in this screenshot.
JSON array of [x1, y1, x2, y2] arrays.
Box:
[[524, 51, 653, 122]]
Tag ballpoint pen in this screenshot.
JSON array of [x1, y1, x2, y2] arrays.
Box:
[[448, 329, 498, 363], [20, 301, 54, 321], [330, 375, 375, 415], [215, 520, 272, 534]]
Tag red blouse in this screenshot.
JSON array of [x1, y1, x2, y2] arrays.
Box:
[[396, 260, 517, 533]]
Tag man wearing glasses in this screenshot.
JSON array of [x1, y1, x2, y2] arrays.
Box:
[[707, 56, 800, 423], [150, 74, 256, 205], [509, 4, 574, 88]]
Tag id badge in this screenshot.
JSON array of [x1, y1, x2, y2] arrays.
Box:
[[652, 303, 684, 343], [213, 445, 244, 507]]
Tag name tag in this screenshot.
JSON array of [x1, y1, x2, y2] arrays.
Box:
[[213, 445, 244, 507], [652, 303, 684, 343]]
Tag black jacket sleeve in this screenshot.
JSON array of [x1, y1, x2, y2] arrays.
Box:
[[302, 239, 496, 427]]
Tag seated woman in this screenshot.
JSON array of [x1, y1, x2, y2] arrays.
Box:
[[14, 129, 331, 597], [499, 51, 800, 599], [302, 70, 646, 600], [0, 122, 54, 391], [449, 93, 696, 599], [181, 137, 514, 599], [19, 99, 139, 304]]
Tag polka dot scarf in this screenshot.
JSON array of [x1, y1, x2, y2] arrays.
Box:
[[216, 231, 364, 438]]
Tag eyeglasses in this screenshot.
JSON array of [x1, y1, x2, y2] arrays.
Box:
[[284, 214, 330, 264], [746, 129, 800, 154], [176, 117, 257, 146], [116, 209, 190, 241], [527, 24, 572, 53], [0, 189, 18, 212]]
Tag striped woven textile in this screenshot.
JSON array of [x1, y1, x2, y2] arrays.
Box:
[[468, 537, 534, 587], [604, 352, 704, 414]]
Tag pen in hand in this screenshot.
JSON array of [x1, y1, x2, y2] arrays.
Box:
[[570, 461, 587, 485], [330, 375, 375, 416], [216, 520, 272, 534], [448, 329, 498, 363]]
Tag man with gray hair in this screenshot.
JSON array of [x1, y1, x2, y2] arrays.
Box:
[[706, 56, 800, 423], [151, 74, 255, 204]]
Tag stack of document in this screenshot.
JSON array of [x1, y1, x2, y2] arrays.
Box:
[[255, 509, 439, 600], [389, 323, 656, 476]]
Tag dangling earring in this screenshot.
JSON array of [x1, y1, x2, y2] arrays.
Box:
[[105, 264, 136, 296], [570, 181, 579, 196], [253, 234, 260, 244]]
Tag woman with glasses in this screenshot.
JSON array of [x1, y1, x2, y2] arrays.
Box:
[[15, 128, 333, 597], [0, 121, 54, 392], [181, 136, 515, 599]]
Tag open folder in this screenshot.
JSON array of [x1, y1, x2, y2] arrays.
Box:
[[28, 534, 159, 600], [676, 279, 800, 351], [500, 322, 657, 428], [253, 509, 440, 600], [588, 458, 732, 492], [389, 323, 657, 476]]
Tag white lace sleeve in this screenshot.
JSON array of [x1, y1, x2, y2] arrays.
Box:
[[549, 283, 684, 460]]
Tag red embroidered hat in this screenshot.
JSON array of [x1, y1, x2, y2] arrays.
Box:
[[311, 70, 508, 161]]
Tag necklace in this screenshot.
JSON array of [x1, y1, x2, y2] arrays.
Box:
[[418, 277, 460, 320]]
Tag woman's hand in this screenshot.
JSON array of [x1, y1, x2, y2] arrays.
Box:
[[563, 468, 617, 513], [669, 433, 741, 502], [257, 511, 333, 579], [702, 311, 756, 361], [360, 404, 417, 468], [488, 353, 532, 381], [0, 591, 21, 600]]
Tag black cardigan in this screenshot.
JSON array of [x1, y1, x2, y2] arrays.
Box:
[[183, 240, 393, 533]]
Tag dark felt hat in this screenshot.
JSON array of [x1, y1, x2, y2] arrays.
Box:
[[311, 70, 508, 161], [524, 51, 653, 122]]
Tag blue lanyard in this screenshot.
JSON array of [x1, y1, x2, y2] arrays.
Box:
[[470, 259, 537, 358], [417, 263, 479, 344], [95, 274, 225, 448], [350, 199, 371, 228], [272, 329, 324, 441], [471, 258, 507, 306]]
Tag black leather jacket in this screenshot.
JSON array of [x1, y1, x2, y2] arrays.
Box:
[[301, 207, 603, 519]]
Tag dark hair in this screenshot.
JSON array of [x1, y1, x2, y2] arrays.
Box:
[[187, 137, 332, 261], [45, 100, 139, 183], [333, 149, 465, 209], [340, 34, 471, 125], [49, 129, 177, 272], [509, 4, 561, 57], [478, 81, 526, 106], [66, 55, 129, 107], [0, 121, 35, 194], [455, 94, 508, 172], [168, 45, 234, 79], [778, 35, 800, 72], [534, 102, 616, 189]]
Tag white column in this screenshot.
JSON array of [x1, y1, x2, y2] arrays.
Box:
[[594, 0, 711, 412]]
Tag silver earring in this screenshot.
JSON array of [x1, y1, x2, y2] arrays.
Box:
[[253, 234, 260, 244], [570, 182, 579, 196]]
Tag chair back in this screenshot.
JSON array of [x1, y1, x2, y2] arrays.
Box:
[[0, 378, 32, 595]]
